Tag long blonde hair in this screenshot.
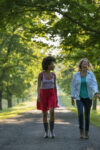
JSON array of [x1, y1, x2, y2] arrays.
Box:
[[78, 58, 93, 71]]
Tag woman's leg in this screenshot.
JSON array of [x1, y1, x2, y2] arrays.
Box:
[[50, 107, 55, 122], [43, 111, 48, 123], [76, 100, 84, 138], [83, 99, 92, 139], [49, 107, 55, 138], [42, 111, 48, 138]]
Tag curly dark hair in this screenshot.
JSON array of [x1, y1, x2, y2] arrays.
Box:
[[42, 56, 56, 70]]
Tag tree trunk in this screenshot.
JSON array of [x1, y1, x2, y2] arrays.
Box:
[[0, 90, 2, 110], [22, 98, 24, 102], [92, 97, 97, 110], [7, 93, 12, 108], [8, 98, 12, 108], [17, 98, 19, 104]]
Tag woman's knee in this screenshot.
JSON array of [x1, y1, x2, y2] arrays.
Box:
[[50, 108, 54, 114], [50, 108, 54, 121]]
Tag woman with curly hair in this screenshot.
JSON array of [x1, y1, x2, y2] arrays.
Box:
[[37, 56, 58, 138], [71, 58, 100, 139]]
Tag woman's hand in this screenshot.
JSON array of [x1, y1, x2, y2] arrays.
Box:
[[95, 93, 100, 100], [71, 97, 75, 106]]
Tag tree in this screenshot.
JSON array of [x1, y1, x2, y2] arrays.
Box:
[[0, 0, 100, 109]]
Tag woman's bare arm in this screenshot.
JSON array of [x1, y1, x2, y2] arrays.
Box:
[[54, 73, 58, 100], [37, 73, 42, 101]]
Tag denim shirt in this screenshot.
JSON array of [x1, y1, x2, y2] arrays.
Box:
[[71, 70, 98, 100]]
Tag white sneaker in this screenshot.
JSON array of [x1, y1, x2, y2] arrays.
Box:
[[49, 131, 55, 138], [44, 132, 48, 138]]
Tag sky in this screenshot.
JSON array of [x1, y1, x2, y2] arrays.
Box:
[[32, 35, 61, 56], [31, 12, 63, 56]]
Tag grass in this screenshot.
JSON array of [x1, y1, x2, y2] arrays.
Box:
[[1, 90, 100, 128], [0, 97, 36, 120], [90, 110, 100, 128], [59, 90, 100, 128], [1, 98, 25, 110]]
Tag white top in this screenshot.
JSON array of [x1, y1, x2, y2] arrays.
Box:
[[41, 72, 55, 89], [71, 70, 98, 100]]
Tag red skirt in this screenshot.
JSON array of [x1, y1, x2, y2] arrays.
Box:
[[37, 88, 58, 112]]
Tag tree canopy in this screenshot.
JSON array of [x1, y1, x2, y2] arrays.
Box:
[[0, 0, 100, 109]]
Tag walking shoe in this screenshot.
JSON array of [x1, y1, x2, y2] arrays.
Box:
[[84, 131, 89, 139], [50, 131, 55, 139], [43, 123, 48, 138], [44, 132, 48, 138], [49, 121, 55, 138], [80, 130, 84, 139]]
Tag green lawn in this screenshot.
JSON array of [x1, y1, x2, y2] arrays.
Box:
[[59, 90, 100, 128], [1, 91, 100, 128], [0, 97, 36, 120]]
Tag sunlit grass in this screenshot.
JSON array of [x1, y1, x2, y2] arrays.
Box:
[[0, 98, 36, 120], [90, 109, 100, 128], [60, 90, 100, 128]]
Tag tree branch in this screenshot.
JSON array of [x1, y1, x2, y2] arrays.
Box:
[[15, 5, 100, 35]]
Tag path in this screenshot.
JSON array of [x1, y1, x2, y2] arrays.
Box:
[[0, 99, 100, 150]]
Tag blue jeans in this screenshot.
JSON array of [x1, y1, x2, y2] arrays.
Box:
[[76, 98, 92, 131]]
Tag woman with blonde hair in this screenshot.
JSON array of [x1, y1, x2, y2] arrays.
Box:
[[71, 58, 100, 139]]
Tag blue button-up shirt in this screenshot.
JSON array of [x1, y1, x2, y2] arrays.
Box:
[[71, 70, 98, 100]]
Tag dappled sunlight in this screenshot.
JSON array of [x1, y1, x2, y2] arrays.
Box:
[[0, 107, 76, 126], [0, 0, 100, 149], [56, 120, 71, 125], [55, 107, 71, 113], [0, 106, 100, 150], [87, 148, 95, 150], [97, 105, 100, 114], [0, 100, 36, 120]]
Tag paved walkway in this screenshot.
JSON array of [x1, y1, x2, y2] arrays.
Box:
[[0, 104, 100, 150]]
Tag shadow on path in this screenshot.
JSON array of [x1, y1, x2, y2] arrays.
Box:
[[0, 106, 100, 150]]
